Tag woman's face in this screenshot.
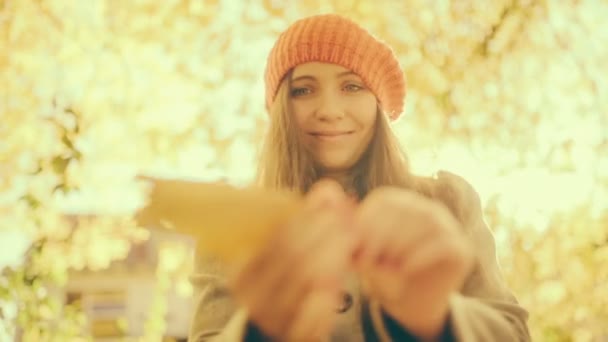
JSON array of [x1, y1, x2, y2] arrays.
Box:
[[289, 62, 378, 174]]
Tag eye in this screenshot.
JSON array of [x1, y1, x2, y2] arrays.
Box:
[[290, 87, 311, 97], [344, 83, 364, 92]]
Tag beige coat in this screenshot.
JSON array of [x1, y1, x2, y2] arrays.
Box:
[[187, 172, 531, 341]]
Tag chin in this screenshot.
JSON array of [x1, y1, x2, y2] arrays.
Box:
[[316, 157, 358, 172]]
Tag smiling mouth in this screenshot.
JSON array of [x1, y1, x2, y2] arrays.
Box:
[[309, 131, 354, 137], [308, 131, 354, 142]]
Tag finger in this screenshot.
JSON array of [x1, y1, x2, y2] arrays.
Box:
[[398, 204, 467, 279], [295, 231, 353, 288], [231, 219, 320, 323], [236, 226, 324, 327], [401, 237, 459, 278], [352, 188, 409, 265], [263, 276, 311, 337], [357, 232, 390, 271], [355, 196, 452, 270], [305, 179, 358, 237], [278, 212, 348, 329], [277, 210, 357, 326], [352, 199, 387, 267], [235, 196, 340, 285], [287, 290, 337, 341], [363, 268, 408, 304], [236, 251, 313, 335], [282, 197, 356, 269], [286, 215, 355, 297], [375, 223, 436, 271], [306, 178, 348, 209], [237, 206, 353, 332], [354, 213, 414, 271]]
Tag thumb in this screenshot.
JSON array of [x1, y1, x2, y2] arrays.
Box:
[[306, 179, 347, 209]]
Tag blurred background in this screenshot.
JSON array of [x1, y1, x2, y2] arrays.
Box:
[[1, 0, 607, 341]]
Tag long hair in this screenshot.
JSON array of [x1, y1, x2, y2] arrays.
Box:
[[254, 74, 475, 290], [255, 72, 318, 193], [256, 73, 415, 198]]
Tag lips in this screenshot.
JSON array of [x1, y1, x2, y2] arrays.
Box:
[[309, 131, 354, 137], [308, 131, 354, 142]]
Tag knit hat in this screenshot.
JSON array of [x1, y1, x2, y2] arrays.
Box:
[[264, 14, 406, 120]]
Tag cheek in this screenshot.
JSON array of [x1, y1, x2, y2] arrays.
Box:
[[359, 124, 375, 145], [350, 98, 377, 133], [292, 107, 308, 130], [351, 102, 377, 152]]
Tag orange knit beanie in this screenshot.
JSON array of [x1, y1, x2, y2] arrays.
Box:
[[264, 14, 406, 120]]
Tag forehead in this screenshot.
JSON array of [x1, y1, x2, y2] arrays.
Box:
[[292, 62, 360, 79]]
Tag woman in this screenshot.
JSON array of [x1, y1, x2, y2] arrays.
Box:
[[187, 14, 530, 341]]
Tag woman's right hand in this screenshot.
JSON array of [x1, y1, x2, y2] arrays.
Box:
[[230, 180, 357, 341]]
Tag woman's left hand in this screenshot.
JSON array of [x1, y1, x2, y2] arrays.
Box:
[[352, 187, 474, 339]]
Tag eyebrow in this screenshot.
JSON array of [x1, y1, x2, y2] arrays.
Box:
[[291, 71, 359, 82]]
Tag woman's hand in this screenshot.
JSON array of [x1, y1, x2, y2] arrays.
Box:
[[230, 180, 357, 341], [353, 187, 474, 339]]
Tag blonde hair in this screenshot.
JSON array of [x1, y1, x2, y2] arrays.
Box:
[[256, 74, 415, 198]]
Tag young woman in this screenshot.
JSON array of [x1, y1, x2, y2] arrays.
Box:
[[186, 14, 531, 341]]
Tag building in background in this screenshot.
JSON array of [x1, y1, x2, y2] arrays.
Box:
[[64, 229, 194, 341]]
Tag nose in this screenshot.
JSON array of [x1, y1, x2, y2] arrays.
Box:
[[314, 90, 344, 121]]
